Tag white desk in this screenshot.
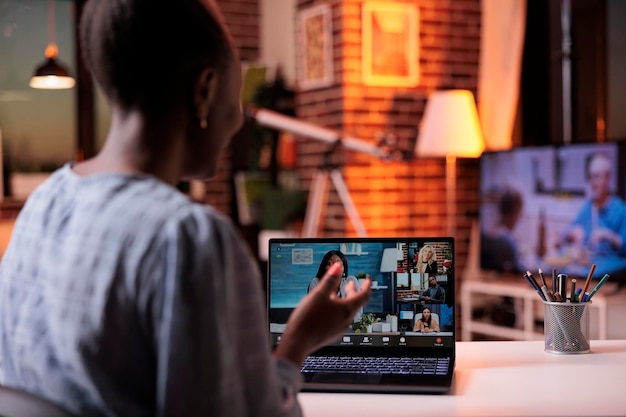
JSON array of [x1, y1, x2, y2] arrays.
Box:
[[299, 339, 626, 417]]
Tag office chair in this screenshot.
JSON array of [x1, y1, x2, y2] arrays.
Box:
[[0, 385, 76, 417], [413, 313, 440, 329]]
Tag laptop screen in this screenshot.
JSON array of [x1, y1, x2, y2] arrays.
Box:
[[267, 237, 455, 350]]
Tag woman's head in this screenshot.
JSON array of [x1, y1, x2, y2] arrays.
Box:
[[421, 308, 431, 320], [419, 245, 435, 262], [316, 250, 348, 279], [80, 0, 243, 179]]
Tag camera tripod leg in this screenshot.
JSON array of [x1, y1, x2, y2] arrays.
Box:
[[329, 170, 368, 237], [301, 168, 368, 237], [302, 170, 330, 238]]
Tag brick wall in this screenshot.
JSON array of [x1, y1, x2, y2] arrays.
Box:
[[209, 0, 261, 215], [212, 0, 481, 277], [295, 0, 481, 276]]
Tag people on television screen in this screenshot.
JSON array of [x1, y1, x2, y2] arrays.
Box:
[[415, 244, 438, 275], [413, 307, 440, 333], [480, 187, 524, 272], [562, 153, 626, 261]]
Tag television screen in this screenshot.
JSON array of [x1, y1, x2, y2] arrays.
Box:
[[479, 142, 626, 282]]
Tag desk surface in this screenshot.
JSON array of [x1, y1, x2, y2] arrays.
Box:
[[299, 339, 626, 417]]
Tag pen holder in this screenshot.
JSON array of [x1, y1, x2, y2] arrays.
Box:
[[543, 301, 590, 354]]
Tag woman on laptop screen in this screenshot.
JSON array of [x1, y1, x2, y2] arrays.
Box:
[[308, 250, 362, 322]]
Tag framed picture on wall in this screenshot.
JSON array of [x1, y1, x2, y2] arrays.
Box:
[[297, 3, 334, 91], [362, 2, 419, 87]]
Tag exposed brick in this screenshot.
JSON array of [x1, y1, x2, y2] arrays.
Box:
[[294, 0, 481, 279]]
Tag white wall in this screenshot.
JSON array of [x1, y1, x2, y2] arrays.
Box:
[[260, 0, 297, 87]]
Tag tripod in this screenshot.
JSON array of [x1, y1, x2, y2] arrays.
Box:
[[301, 144, 368, 238]]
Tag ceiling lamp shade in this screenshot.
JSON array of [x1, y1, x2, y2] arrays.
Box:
[[415, 90, 484, 158], [30, 1, 75, 90], [30, 44, 75, 89]]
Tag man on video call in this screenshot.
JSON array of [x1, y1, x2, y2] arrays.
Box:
[[419, 276, 445, 304], [562, 152, 626, 275]]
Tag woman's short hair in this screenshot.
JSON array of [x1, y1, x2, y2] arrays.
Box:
[[80, 0, 232, 117]]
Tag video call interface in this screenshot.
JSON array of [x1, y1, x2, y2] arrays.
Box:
[[268, 239, 455, 348]]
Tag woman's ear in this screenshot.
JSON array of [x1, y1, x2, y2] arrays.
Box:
[[193, 67, 216, 129]]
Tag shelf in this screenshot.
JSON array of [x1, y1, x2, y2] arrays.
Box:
[[345, 252, 368, 256], [371, 286, 388, 290]]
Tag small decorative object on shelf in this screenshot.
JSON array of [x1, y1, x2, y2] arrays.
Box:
[[353, 313, 380, 333]]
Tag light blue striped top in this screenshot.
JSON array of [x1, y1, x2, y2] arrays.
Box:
[[0, 164, 302, 416]]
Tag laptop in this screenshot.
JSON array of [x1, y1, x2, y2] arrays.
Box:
[[267, 237, 456, 394]]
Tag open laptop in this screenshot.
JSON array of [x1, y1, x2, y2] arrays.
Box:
[[267, 237, 456, 394]]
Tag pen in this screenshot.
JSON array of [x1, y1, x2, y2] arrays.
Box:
[[580, 264, 596, 302], [587, 274, 610, 301], [570, 279, 576, 302], [575, 288, 582, 302], [552, 268, 557, 294]]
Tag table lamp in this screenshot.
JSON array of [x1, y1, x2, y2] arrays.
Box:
[[380, 247, 400, 310], [415, 90, 485, 236]]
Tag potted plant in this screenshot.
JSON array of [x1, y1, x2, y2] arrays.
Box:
[[353, 313, 380, 333]]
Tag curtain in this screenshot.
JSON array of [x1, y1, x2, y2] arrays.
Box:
[[478, 0, 527, 150]]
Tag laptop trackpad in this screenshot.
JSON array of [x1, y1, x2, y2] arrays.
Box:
[[310, 373, 382, 384]]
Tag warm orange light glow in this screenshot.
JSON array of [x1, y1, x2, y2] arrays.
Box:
[[44, 43, 59, 59], [362, 2, 419, 87], [416, 90, 485, 159]]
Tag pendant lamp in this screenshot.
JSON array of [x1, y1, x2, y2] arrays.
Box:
[[29, 0, 75, 89]]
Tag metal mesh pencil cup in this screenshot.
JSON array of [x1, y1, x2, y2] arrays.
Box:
[[543, 301, 590, 354]]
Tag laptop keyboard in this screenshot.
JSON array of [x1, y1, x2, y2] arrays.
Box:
[[301, 356, 450, 375]]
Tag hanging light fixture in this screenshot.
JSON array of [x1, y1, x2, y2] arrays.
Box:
[[29, 0, 75, 89]]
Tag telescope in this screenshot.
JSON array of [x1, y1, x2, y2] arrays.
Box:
[[246, 106, 404, 237]]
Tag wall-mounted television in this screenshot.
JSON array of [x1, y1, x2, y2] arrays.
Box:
[[479, 142, 626, 282]]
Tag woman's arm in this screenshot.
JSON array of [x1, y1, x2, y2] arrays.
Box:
[[431, 319, 440, 332], [413, 320, 423, 332], [307, 277, 320, 294]]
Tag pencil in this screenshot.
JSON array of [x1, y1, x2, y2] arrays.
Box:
[[538, 268, 547, 287], [580, 264, 596, 303], [523, 272, 546, 301], [587, 274, 610, 301]]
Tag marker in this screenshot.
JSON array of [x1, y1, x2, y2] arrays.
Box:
[[552, 268, 557, 293], [557, 273, 568, 302], [575, 288, 582, 302], [570, 279, 577, 302], [587, 274, 611, 301]]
